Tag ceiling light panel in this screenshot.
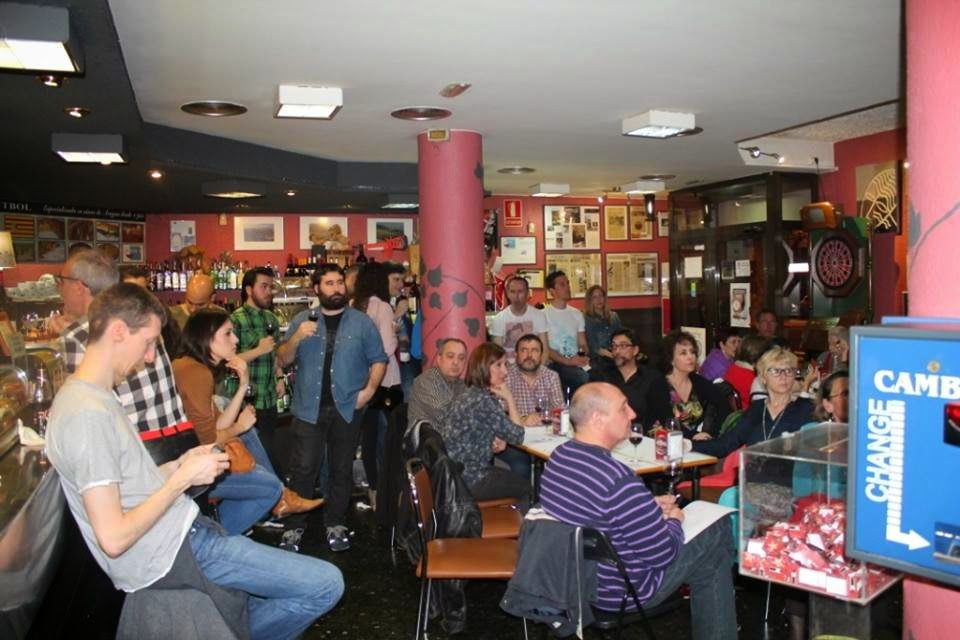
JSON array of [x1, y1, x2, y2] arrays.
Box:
[[620, 179, 665, 194], [529, 183, 569, 197], [52, 133, 125, 164], [276, 85, 343, 119], [622, 110, 696, 139], [0, 4, 80, 72]]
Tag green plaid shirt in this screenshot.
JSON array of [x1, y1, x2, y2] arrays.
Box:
[[226, 304, 279, 410]]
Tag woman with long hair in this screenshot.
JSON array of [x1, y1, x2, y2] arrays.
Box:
[[583, 285, 621, 362], [658, 330, 730, 439], [437, 342, 531, 507], [693, 346, 815, 458], [353, 262, 402, 510], [173, 308, 322, 534]]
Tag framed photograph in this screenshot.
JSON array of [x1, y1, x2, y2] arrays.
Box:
[[543, 205, 600, 250], [605, 252, 659, 296], [67, 219, 94, 242], [121, 222, 145, 243], [730, 282, 751, 327], [499, 236, 537, 264], [544, 253, 602, 298], [37, 240, 66, 263], [299, 216, 351, 250], [4, 214, 36, 240], [657, 211, 671, 238], [367, 218, 413, 244], [170, 220, 196, 252], [122, 243, 144, 264], [628, 206, 654, 240], [603, 205, 628, 240], [514, 269, 545, 289], [95, 221, 121, 242], [234, 216, 284, 250], [97, 242, 121, 261], [35, 216, 64, 240], [12, 241, 36, 263]]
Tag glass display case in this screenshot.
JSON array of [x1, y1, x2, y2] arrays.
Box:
[[738, 422, 900, 604]]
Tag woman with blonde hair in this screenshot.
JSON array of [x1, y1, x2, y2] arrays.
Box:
[[583, 285, 621, 361], [692, 346, 814, 458]]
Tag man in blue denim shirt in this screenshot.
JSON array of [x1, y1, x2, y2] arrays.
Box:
[[277, 264, 387, 551]]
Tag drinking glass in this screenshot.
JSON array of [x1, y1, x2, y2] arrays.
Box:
[[665, 458, 683, 496], [265, 318, 277, 337], [629, 421, 644, 462], [308, 307, 319, 321], [536, 396, 551, 426]]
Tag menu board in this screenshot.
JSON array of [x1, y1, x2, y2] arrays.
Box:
[[545, 253, 602, 299], [1, 213, 145, 263], [605, 252, 659, 296], [543, 205, 600, 250]]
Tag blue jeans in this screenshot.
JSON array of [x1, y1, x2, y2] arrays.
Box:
[[209, 430, 283, 535], [496, 446, 531, 480], [189, 516, 344, 640]]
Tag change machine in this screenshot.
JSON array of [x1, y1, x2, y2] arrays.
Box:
[[848, 319, 960, 587]]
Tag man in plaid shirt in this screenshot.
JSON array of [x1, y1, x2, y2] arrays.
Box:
[[228, 267, 285, 473]]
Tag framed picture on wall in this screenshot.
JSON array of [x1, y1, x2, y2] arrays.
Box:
[[367, 218, 413, 244], [122, 244, 144, 264], [543, 205, 600, 250], [234, 216, 284, 250], [603, 205, 628, 240], [514, 268, 544, 289], [499, 236, 537, 264], [657, 211, 670, 237], [97, 243, 121, 261], [121, 223, 145, 243], [605, 252, 659, 296], [299, 216, 351, 250], [95, 221, 121, 243], [628, 206, 654, 240]]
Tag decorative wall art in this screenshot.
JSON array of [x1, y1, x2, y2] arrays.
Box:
[[543, 205, 600, 250], [605, 252, 659, 296], [299, 216, 350, 250], [730, 282, 751, 327], [856, 161, 900, 233], [170, 220, 196, 252], [657, 211, 671, 237], [499, 236, 537, 264], [544, 253, 602, 298], [628, 206, 654, 240], [603, 205, 628, 241], [234, 216, 284, 250], [367, 218, 414, 244]]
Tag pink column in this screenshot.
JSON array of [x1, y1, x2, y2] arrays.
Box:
[[903, 0, 960, 635], [417, 130, 486, 364]]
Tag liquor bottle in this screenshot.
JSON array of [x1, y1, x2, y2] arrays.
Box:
[[153, 264, 164, 291], [285, 255, 296, 277], [180, 263, 188, 292], [228, 263, 239, 290], [163, 262, 173, 291], [30, 365, 54, 438], [407, 276, 420, 315], [355, 244, 368, 264]]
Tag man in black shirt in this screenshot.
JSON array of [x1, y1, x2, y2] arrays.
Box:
[[589, 328, 672, 428]]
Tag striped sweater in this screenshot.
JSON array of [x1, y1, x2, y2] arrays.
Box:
[[540, 439, 683, 609]]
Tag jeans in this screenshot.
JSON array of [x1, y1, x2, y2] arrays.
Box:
[[287, 405, 364, 528], [549, 363, 590, 400], [188, 516, 344, 640], [208, 429, 283, 535], [641, 517, 738, 640], [496, 446, 531, 481]]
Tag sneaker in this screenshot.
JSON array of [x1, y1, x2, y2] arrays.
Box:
[[279, 527, 304, 552], [326, 525, 351, 552]]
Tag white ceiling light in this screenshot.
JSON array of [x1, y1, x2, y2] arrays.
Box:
[[52, 133, 125, 164], [620, 179, 665, 194], [382, 194, 419, 209], [0, 4, 81, 73], [622, 110, 696, 139], [202, 179, 265, 199], [529, 183, 569, 197], [276, 85, 343, 119]]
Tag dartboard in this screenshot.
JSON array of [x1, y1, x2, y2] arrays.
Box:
[[812, 231, 861, 297]]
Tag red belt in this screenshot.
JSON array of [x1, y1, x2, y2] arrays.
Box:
[[139, 421, 195, 441]]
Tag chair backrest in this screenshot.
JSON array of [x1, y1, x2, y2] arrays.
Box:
[[580, 527, 645, 613], [405, 458, 435, 539], [713, 378, 742, 412]]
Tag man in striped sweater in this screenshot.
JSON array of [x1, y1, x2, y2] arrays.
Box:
[[540, 382, 737, 640]]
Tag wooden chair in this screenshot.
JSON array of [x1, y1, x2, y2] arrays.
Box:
[[406, 459, 519, 639]]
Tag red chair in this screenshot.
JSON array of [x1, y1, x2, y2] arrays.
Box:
[[677, 447, 743, 502]]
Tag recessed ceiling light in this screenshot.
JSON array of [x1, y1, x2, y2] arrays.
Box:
[[497, 166, 536, 175], [276, 85, 342, 119], [64, 106, 90, 119], [202, 179, 265, 199], [622, 110, 697, 139], [439, 82, 471, 98], [639, 173, 676, 181], [38, 74, 63, 87], [390, 106, 452, 121], [149, 169, 163, 179], [285, 189, 297, 197], [180, 100, 248, 117]]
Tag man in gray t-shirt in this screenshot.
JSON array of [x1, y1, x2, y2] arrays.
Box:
[[46, 283, 344, 639]]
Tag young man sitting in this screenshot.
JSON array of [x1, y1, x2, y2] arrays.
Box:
[[46, 283, 343, 640]]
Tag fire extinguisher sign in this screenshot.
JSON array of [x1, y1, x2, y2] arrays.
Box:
[[503, 199, 523, 229]]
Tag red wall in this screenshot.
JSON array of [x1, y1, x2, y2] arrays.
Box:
[[485, 195, 669, 311], [819, 128, 908, 319]]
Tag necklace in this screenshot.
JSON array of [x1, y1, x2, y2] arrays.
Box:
[[762, 399, 789, 440]]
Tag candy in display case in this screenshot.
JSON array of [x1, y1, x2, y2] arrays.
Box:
[[738, 422, 900, 604]]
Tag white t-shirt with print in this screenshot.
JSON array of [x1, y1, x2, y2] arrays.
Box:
[[490, 305, 548, 355], [544, 305, 585, 357]]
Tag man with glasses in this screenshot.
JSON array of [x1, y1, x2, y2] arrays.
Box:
[[168, 273, 223, 330], [589, 328, 672, 427]]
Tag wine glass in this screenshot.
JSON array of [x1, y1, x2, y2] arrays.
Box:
[[665, 458, 683, 496], [308, 306, 319, 321], [629, 421, 644, 462], [265, 318, 277, 337], [536, 396, 551, 426]]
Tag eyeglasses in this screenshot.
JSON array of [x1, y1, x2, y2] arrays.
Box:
[[611, 343, 635, 350], [766, 367, 798, 378], [54, 274, 82, 286], [829, 389, 850, 399]]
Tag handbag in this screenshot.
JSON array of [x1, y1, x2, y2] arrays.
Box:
[[369, 384, 404, 412], [222, 438, 256, 474]]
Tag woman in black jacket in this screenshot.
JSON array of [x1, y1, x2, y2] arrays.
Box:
[[658, 330, 731, 439], [693, 346, 814, 458]]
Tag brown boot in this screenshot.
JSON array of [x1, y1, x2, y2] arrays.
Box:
[[272, 487, 325, 518]]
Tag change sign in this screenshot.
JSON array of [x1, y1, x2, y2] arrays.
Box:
[[848, 322, 960, 587]]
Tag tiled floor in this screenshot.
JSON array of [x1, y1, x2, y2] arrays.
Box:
[[250, 502, 904, 640]]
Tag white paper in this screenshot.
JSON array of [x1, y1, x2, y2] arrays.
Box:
[[735, 259, 751, 277], [683, 256, 703, 279], [681, 500, 736, 543]]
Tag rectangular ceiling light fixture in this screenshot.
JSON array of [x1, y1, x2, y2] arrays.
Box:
[[382, 194, 419, 209], [52, 133, 125, 164], [529, 183, 569, 197], [620, 179, 665, 194], [622, 110, 695, 139], [0, 4, 81, 73], [276, 85, 343, 119]]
